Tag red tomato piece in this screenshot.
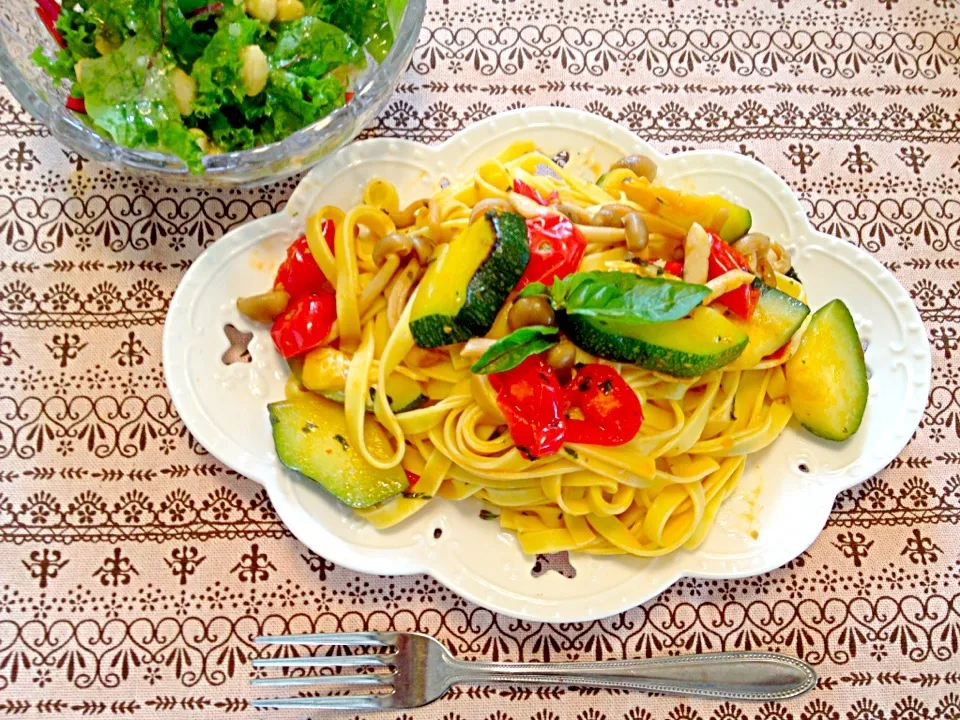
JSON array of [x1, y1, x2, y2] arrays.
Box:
[[270, 293, 337, 359], [663, 260, 684, 277], [404, 469, 419, 487], [515, 215, 586, 290], [274, 229, 333, 299], [563, 364, 643, 446], [65, 96, 86, 114], [512, 179, 558, 207], [36, 6, 65, 47], [36, 0, 62, 20], [708, 233, 760, 321], [493, 355, 566, 459]]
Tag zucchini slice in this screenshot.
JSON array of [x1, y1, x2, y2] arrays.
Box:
[[562, 306, 748, 378], [600, 175, 751, 242], [728, 286, 810, 369], [410, 210, 529, 348], [785, 299, 868, 441], [269, 393, 408, 508]]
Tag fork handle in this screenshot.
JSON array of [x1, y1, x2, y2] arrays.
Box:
[[447, 651, 816, 701]]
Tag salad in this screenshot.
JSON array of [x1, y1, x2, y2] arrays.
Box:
[[31, 0, 406, 173], [232, 142, 870, 558]]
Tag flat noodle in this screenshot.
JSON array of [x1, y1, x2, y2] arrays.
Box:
[[278, 150, 807, 557]]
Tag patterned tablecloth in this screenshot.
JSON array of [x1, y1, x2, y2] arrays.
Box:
[[1, 0, 959, 718]]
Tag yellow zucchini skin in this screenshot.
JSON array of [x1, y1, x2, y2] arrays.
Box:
[[410, 211, 529, 347], [728, 286, 810, 369], [598, 175, 752, 242], [785, 299, 868, 441], [269, 393, 408, 508]]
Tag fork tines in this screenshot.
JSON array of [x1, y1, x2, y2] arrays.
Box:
[[251, 631, 398, 710]]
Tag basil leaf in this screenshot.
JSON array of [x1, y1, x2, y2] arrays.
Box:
[[549, 277, 570, 309], [470, 326, 559, 374], [563, 271, 710, 325], [518, 276, 571, 309], [517, 282, 549, 299]]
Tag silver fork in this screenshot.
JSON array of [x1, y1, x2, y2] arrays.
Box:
[[251, 631, 817, 710]]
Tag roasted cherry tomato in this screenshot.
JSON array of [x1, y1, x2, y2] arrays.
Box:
[[513, 178, 558, 207], [515, 215, 586, 290], [274, 228, 334, 299], [404, 469, 420, 487], [708, 233, 760, 321], [492, 355, 566, 459], [270, 293, 337, 359], [563, 364, 643, 446]]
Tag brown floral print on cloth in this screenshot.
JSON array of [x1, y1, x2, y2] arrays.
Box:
[[0, 0, 958, 716]]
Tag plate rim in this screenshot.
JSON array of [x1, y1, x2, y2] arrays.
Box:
[[163, 106, 932, 622]]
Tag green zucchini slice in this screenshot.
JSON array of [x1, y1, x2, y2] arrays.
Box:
[[410, 210, 529, 347], [785, 299, 868, 441]]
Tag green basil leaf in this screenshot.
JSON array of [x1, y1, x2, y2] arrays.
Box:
[[517, 282, 549, 299], [549, 276, 570, 309], [470, 326, 559, 374], [563, 271, 710, 325]]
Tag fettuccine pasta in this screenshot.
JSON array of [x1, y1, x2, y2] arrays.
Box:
[[239, 140, 868, 559]]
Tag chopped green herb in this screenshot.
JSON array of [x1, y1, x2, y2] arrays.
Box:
[[479, 509, 500, 520], [563, 447, 579, 459], [333, 433, 350, 450]]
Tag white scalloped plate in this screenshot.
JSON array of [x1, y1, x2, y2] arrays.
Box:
[[163, 108, 930, 623]]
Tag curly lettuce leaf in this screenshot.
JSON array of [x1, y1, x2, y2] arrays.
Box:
[[259, 71, 345, 144], [305, 0, 405, 62], [53, 0, 208, 65], [209, 112, 257, 151], [272, 17, 361, 78], [190, 12, 262, 117], [78, 33, 203, 173], [30, 47, 76, 84]]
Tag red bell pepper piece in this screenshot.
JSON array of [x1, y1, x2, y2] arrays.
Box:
[[404, 469, 419, 487], [663, 260, 684, 277], [270, 293, 337, 359], [65, 96, 86, 114], [515, 215, 586, 290], [513, 178, 558, 207], [274, 228, 334, 299], [708, 233, 759, 321], [493, 355, 566, 459], [36, 5, 65, 48], [563, 364, 643, 446]]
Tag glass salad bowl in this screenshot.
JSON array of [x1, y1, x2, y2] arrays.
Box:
[[0, 0, 425, 185]]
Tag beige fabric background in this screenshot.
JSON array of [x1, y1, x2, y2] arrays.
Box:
[[1, 0, 959, 718]]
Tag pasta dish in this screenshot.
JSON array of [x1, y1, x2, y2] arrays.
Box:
[[237, 141, 868, 558]]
